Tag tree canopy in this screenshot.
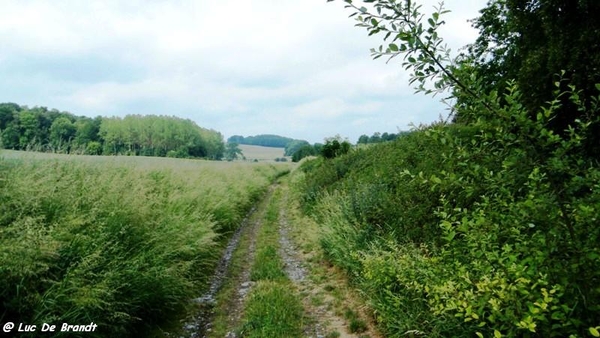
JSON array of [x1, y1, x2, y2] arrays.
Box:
[[0, 103, 225, 159], [463, 0, 600, 154], [320, 0, 600, 335]]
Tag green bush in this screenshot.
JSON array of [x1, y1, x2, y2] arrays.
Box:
[[297, 83, 600, 336]]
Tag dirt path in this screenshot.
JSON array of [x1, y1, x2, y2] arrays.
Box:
[[176, 179, 381, 338], [277, 183, 381, 338]]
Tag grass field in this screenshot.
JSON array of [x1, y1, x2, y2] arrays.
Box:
[[238, 145, 288, 162], [0, 149, 291, 337]]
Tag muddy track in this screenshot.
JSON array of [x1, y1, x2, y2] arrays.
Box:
[[277, 186, 380, 338], [178, 186, 275, 338], [177, 180, 379, 338]]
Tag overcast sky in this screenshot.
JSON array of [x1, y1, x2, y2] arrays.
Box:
[[0, 0, 486, 144]]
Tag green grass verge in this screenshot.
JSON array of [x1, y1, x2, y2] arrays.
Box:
[[239, 186, 304, 338], [240, 281, 304, 338]]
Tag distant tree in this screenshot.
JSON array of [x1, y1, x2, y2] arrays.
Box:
[[292, 144, 316, 162], [357, 134, 369, 144], [0, 122, 20, 149], [224, 142, 243, 161], [227, 135, 245, 144], [368, 132, 382, 144], [230, 134, 296, 148], [99, 115, 224, 159], [0, 103, 20, 130], [85, 141, 102, 155], [74, 116, 102, 150], [49, 117, 76, 152], [321, 136, 351, 159], [285, 140, 310, 156], [18, 110, 43, 149]]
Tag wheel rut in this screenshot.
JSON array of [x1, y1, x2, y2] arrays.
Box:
[[176, 179, 380, 338], [177, 186, 275, 338]]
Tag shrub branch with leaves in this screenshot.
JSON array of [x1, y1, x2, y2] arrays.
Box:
[[299, 0, 600, 336]]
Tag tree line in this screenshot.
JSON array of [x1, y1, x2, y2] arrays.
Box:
[[356, 131, 409, 144], [227, 134, 296, 148], [0, 103, 225, 159]]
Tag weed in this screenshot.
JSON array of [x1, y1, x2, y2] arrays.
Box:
[[250, 246, 286, 281], [240, 281, 304, 338], [325, 331, 341, 338], [344, 308, 367, 334]]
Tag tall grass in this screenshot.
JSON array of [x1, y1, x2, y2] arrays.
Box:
[[0, 153, 289, 336]]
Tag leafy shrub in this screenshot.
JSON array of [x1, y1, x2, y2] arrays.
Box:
[[297, 82, 600, 336]]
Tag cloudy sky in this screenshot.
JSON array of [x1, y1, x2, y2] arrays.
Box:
[[0, 0, 485, 144]]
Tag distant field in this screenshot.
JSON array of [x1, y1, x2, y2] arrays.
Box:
[[0, 149, 249, 170], [0, 147, 291, 164], [238, 144, 289, 162]]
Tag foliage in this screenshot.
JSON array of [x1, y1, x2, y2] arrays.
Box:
[[225, 142, 244, 161], [291, 145, 314, 162], [284, 139, 311, 156], [0, 103, 225, 159], [299, 84, 600, 335], [0, 156, 287, 336], [228, 134, 302, 149], [303, 0, 600, 336], [99, 114, 224, 159], [465, 0, 600, 155], [356, 131, 409, 144], [321, 136, 352, 159]]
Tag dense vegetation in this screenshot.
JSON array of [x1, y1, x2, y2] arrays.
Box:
[[0, 154, 289, 336], [0, 103, 224, 159], [356, 131, 408, 144], [465, 0, 600, 154], [297, 0, 600, 336]]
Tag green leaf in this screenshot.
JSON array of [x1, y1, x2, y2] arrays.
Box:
[[595, 83, 600, 92], [476, 333, 484, 338], [494, 330, 502, 338], [359, 6, 367, 13], [371, 18, 378, 26], [590, 327, 600, 337], [389, 43, 399, 52], [428, 18, 435, 27]]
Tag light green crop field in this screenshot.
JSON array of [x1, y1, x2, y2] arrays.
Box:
[[0, 150, 291, 337], [238, 144, 288, 162]]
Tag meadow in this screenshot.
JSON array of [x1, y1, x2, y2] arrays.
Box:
[[238, 145, 287, 162], [0, 150, 290, 337]]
